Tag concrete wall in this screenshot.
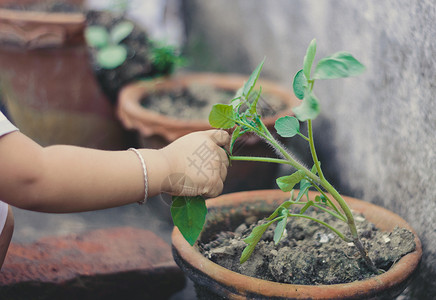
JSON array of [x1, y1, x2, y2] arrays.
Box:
[[182, 0, 436, 298]]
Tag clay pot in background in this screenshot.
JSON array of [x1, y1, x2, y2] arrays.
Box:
[[0, 3, 129, 150], [117, 72, 301, 193]]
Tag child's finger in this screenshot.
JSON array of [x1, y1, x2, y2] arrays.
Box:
[[219, 162, 227, 182], [217, 147, 229, 167], [205, 130, 230, 147]]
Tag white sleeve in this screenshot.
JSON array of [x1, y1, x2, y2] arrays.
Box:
[[0, 201, 8, 235], [0, 112, 18, 137]]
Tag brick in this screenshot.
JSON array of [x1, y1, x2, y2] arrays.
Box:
[[0, 227, 185, 300]]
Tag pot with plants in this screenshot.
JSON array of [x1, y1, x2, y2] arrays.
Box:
[[116, 70, 301, 194], [0, 1, 129, 150], [171, 39, 422, 299], [84, 9, 183, 105]]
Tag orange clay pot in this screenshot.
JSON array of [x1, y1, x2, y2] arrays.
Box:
[[172, 189, 422, 300], [0, 2, 129, 150], [116, 72, 300, 143], [117, 72, 301, 194]]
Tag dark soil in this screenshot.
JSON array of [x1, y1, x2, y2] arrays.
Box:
[[199, 209, 416, 285], [141, 83, 288, 120]]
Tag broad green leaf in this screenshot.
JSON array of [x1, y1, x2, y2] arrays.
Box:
[[240, 219, 275, 263], [293, 91, 320, 121], [274, 116, 300, 138], [273, 208, 289, 244], [313, 51, 365, 80], [267, 200, 293, 220], [303, 39, 317, 79], [243, 58, 265, 97], [97, 45, 127, 69], [110, 21, 134, 44], [85, 26, 109, 48], [293, 69, 307, 100], [209, 104, 236, 129], [276, 170, 306, 192], [171, 196, 207, 246]]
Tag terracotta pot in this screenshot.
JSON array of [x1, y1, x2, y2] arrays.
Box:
[[116, 72, 300, 142], [117, 72, 301, 194], [172, 189, 422, 299], [0, 3, 130, 150]]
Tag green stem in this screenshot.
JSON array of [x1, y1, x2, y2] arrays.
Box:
[[298, 132, 310, 141], [308, 180, 345, 220], [288, 213, 352, 242], [320, 180, 378, 272], [307, 119, 324, 181], [240, 116, 378, 272], [230, 156, 293, 165], [253, 120, 321, 185]]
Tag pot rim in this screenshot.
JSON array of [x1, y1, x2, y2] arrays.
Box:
[[171, 189, 422, 299], [116, 72, 300, 141], [0, 8, 85, 48], [0, 8, 84, 24]]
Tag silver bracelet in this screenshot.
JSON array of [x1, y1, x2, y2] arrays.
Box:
[[128, 148, 148, 205]]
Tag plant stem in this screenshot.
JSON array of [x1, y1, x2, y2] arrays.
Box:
[[287, 213, 352, 242], [240, 116, 378, 272], [307, 119, 325, 181], [230, 156, 293, 165], [320, 180, 378, 272]]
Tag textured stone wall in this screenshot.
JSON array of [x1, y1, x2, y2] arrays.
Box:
[[182, 0, 436, 298]]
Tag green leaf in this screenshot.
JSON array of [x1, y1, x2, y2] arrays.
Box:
[[171, 196, 207, 246], [85, 26, 109, 48], [315, 195, 328, 205], [276, 170, 306, 192], [240, 219, 275, 263], [296, 179, 311, 201], [209, 104, 236, 129], [293, 91, 320, 121], [230, 126, 242, 153], [293, 69, 307, 100], [243, 58, 265, 97], [97, 45, 127, 69], [230, 97, 242, 109], [313, 51, 365, 80], [303, 39, 317, 79], [274, 116, 300, 138], [273, 209, 289, 245], [249, 87, 262, 114], [320, 194, 328, 204], [110, 21, 134, 44], [311, 162, 320, 174], [267, 200, 293, 221]]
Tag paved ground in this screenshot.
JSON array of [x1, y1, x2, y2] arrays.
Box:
[[9, 193, 195, 299]]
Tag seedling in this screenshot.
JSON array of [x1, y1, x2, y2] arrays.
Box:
[[85, 21, 134, 69], [171, 39, 378, 272], [149, 40, 185, 74]]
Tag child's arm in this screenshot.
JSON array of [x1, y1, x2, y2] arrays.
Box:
[[0, 130, 229, 213]]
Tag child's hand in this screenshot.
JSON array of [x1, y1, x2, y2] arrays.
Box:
[[159, 130, 230, 197]]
